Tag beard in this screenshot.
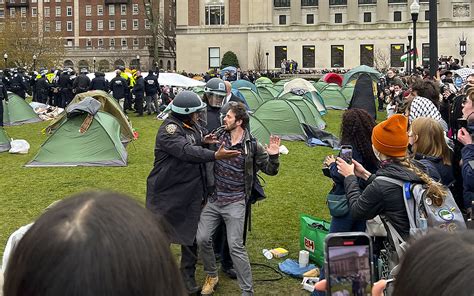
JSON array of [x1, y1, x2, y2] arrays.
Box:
[[224, 121, 237, 131]]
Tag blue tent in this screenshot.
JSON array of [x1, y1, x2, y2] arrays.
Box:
[[232, 79, 258, 93]]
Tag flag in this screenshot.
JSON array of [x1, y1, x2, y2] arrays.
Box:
[[401, 49, 419, 62]]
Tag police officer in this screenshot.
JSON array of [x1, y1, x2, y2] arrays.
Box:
[[58, 68, 74, 108], [0, 77, 8, 126], [132, 71, 145, 116], [146, 91, 240, 294], [110, 70, 128, 107], [10, 68, 28, 99], [35, 71, 50, 104], [72, 68, 91, 95], [144, 70, 160, 115], [89, 71, 109, 92]]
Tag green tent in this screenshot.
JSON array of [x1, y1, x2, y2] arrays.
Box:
[[253, 100, 307, 141], [283, 96, 326, 130], [255, 77, 273, 86], [257, 85, 278, 101], [27, 102, 128, 167], [237, 87, 264, 111], [343, 65, 382, 85], [278, 78, 327, 115], [341, 84, 355, 103], [319, 83, 349, 110], [47, 90, 134, 143], [273, 79, 291, 93], [0, 127, 11, 153], [193, 86, 205, 98], [232, 80, 258, 93], [314, 80, 328, 92], [249, 114, 271, 145], [3, 93, 42, 126]]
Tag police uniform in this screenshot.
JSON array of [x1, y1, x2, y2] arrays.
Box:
[[0, 79, 8, 126]]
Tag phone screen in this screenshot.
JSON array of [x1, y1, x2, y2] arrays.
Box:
[[339, 146, 353, 164], [326, 233, 373, 296]]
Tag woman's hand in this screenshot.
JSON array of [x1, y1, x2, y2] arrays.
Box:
[[324, 155, 336, 167], [352, 159, 372, 180], [314, 279, 387, 296], [336, 157, 355, 177], [458, 128, 473, 146]]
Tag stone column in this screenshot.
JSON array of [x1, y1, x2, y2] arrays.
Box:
[[347, 0, 358, 24], [376, 0, 389, 23], [439, 0, 452, 21], [290, 0, 301, 24], [240, 0, 248, 25], [318, 0, 329, 24], [176, 0, 188, 27]]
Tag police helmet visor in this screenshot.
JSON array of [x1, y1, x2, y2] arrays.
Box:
[[206, 92, 226, 108]]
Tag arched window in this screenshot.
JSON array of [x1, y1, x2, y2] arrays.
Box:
[[114, 59, 125, 69], [63, 60, 74, 68], [167, 60, 171, 70], [98, 59, 111, 72], [78, 60, 89, 71]]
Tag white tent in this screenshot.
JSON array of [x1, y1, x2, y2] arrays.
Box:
[[88, 72, 205, 88]]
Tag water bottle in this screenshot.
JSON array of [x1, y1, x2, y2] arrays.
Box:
[[262, 249, 273, 259]]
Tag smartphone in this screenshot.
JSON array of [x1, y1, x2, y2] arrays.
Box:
[[457, 118, 468, 130], [339, 145, 353, 164], [325, 232, 374, 296]]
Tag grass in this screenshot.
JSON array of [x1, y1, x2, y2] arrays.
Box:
[[0, 110, 349, 295]]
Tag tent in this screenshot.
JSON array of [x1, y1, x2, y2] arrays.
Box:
[[349, 73, 377, 119], [47, 90, 134, 143], [252, 100, 308, 141], [318, 83, 349, 110], [0, 127, 11, 153], [314, 80, 328, 92], [343, 65, 381, 86], [283, 96, 326, 129], [249, 114, 271, 145], [255, 77, 273, 86], [3, 93, 42, 126], [321, 73, 343, 87], [237, 87, 264, 111], [26, 98, 128, 167], [341, 84, 355, 102], [279, 78, 327, 114], [273, 79, 291, 93], [232, 80, 258, 93], [257, 85, 278, 101]]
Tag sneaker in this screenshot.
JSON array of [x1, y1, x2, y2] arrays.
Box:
[[222, 267, 237, 279], [201, 275, 218, 295], [184, 277, 200, 294]]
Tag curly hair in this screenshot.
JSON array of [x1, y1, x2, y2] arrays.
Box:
[[340, 109, 378, 168]]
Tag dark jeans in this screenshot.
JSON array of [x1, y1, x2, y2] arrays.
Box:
[[212, 220, 234, 270], [134, 96, 144, 115], [180, 242, 198, 280], [0, 99, 3, 126]]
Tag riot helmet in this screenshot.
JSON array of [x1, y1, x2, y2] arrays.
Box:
[[204, 78, 227, 108], [170, 91, 207, 125]]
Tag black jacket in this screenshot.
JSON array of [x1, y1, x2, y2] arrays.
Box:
[[109, 76, 128, 100], [344, 162, 425, 238], [414, 153, 454, 187], [144, 73, 159, 96], [72, 74, 91, 93], [0, 80, 7, 100], [132, 76, 145, 98], [461, 144, 474, 209], [89, 75, 109, 92]]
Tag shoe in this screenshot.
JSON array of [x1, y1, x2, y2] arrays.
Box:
[[201, 275, 218, 295], [184, 277, 201, 294], [222, 267, 237, 279]]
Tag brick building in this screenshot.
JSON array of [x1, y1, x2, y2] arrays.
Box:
[[0, 0, 176, 71]]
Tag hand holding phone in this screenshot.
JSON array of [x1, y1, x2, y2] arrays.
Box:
[[339, 145, 353, 165]]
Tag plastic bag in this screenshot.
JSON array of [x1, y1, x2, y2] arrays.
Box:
[[9, 139, 30, 154]]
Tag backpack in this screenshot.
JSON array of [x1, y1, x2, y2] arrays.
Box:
[[377, 176, 466, 259]]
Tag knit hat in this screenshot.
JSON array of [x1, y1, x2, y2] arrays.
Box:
[[371, 114, 408, 157]]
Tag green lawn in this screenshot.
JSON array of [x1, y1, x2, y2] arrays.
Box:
[[0, 110, 348, 295]]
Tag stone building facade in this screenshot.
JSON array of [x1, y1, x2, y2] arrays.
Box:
[[176, 0, 474, 73]]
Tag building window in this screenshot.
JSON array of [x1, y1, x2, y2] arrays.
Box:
[[109, 20, 115, 30], [55, 7, 61, 17], [422, 43, 429, 67], [85, 5, 91, 16], [66, 20, 72, 31], [31, 7, 37, 17], [274, 0, 290, 7], [133, 19, 139, 30], [302, 0, 318, 6], [44, 7, 50, 17], [302, 45, 315, 68], [279, 15, 287, 25], [120, 4, 126, 15], [98, 38, 103, 47], [205, 4, 225, 25], [0, 8, 4, 18], [86, 20, 92, 31], [306, 14, 314, 24], [363, 12, 371, 22], [66, 39, 73, 47], [133, 37, 139, 46], [121, 38, 127, 47], [274, 46, 287, 68], [424, 10, 429, 21], [66, 6, 72, 16], [144, 19, 150, 29], [98, 20, 103, 31], [109, 4, 115, 16], [55, 21, 61, 31], [393, 11, 402, 22], [359, 0, 376, 3], [209, 47, 220, 68], [133, 3, 139, 15], [86, 38, 92, 47], [360, 44, 374, 66], [0, 0, 4, 3], [390, 44, 404, 67], [10, 8, 15, 17], [331, 45, 344, 67], [44, 0, 49, 2], [330, 0, 347, 4], [334, 13, 342, 23], [121, 19, 127, 30], [55, 0, 60, 3], [20, 7, 26, 17], [44, 21, 50, 32], [97, 5, 103, 16], [110, 38, 115, 47]]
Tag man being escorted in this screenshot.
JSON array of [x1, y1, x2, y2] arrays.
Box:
[[197, 102, 280, 296]]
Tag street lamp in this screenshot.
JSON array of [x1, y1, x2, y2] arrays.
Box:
[[410, 0, 420, 74], [93, 56, 96, 72], [33, 54, 37, 71], [265, 52, 269, 73], [460, 33, 467, 66], [136, 54, 140, 70], [3, 53, 8, 69], [407, 27, 413, 75]]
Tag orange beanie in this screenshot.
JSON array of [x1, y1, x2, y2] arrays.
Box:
[[371, 114, 409, 157]]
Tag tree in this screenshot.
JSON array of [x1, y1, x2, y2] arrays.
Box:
[[221, 51, 240, 68], [374, 48, 391, 72], [253, 41, 266, 71], [0, 16, 64, 70]]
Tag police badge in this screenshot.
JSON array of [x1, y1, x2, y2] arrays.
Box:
[[165, 124, 177, 134]]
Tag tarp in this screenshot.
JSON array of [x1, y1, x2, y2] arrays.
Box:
[[322, 73, 343, 87], [26, 110, 128, 167], [318, 83, 349, 110], [3, 93, 42, 126], [47, 90, 134, 143], [100, 72, 206, 87], [343, 65, 381, 86], [237, 87, 264, 111], [232, 80, 258, 93], [349, 73, 377, 120], [0, 127, 11, 153]]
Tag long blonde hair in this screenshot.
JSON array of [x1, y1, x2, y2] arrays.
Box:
[[410, 117, 451, 165]]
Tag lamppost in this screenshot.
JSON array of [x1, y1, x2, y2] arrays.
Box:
[[136, 54, 140, 70], [460, 33, 467, 66], [33, 54, 37, 71], [407, 27, 413, 75], [265, 52, 269, 73], [428, 0, 438, 77], [93, 56, 96, 72], [410, 0, 420, 74], [3, 53, 7, 69]]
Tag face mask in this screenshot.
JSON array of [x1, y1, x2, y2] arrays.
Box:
[[455, 77, 463, 88]]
